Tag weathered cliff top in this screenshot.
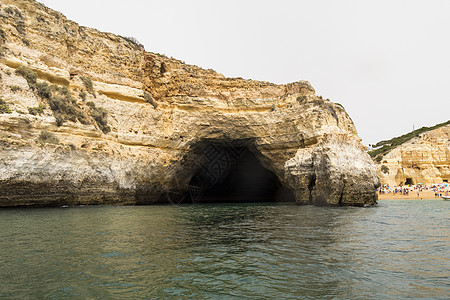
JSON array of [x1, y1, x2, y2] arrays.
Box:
[[369, 120, 450, 161], [0, 0, 318, 110], [375, 123, 450, 186]]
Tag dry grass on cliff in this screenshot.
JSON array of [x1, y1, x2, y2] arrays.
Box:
[[121, 36, 144, 49], [0, 98, 12, 114], [80, 76, 95, 97], [15, 66, 37, 86], [14, 66, 111, 132], [37, 130, 59, 145], [0, 29, 6, 44], [87, 101, 110, 134], [144, 92, 157, 108], [28, 104, 45, 116], [48, 86, 89, 126]]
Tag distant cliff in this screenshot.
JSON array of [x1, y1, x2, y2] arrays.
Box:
[[0, 0, 379, 207], [372, 123, 450, 186]]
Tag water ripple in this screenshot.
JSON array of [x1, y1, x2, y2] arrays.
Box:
[[0, 201, 449, 299]]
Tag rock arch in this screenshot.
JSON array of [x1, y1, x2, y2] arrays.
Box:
[[157, 108, 380, 207]]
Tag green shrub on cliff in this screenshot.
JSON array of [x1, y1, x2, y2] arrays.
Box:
[[15, 21, 26, 36], [381, 165, 389, 174], [144, 92, 157, 108], [297, 95, 307, 103], [51, 85, 74, 102], [122, 36, 144, 49], [15, 65, 37, 86], [80, 76, 95, 97], [10, 85, 21, 92], [45, 85, 88, 126], [15, 67, 109, 131], [28, 104, 45, 115], [35, 82, 52, 99], [79, 90, 87, 101], [37, 130, 59, 145], [87, 101, 111, 134], [23, 81, 88, 126], [0, 28, 6, 44], [0, 98, 12, 114], [48, 98, 87, 126], [15, 73, 105, 129], [48, 97, 77, 120], [55, 114, 64, 127]]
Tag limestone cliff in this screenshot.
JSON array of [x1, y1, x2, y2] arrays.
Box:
[[376, 124, 450, 186], [0, 0, 379, 207]]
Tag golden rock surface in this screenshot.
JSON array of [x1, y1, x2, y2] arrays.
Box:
[[0, 0, 379, 206], [377, 124, 450, 186]]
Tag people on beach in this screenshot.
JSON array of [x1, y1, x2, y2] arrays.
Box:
[[377, 183, 449, 199]]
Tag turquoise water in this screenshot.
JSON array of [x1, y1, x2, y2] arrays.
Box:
[[0, 200, 449, 299]]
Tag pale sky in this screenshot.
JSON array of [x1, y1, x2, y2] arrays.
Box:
[[39, 0, 450, 145]]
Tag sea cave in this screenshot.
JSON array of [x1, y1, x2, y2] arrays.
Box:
[[179, 141, 295, 204]]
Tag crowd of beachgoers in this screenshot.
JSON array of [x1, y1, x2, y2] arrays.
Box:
[[377, 183, 449, 200]]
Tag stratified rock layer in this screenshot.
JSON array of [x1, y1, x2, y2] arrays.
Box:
[[377, 124, 450, 186], [0, 0, 379, 207]]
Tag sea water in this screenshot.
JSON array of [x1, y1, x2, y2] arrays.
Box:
[[0, 200, 448, 299]]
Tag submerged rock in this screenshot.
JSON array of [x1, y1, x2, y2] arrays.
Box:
[[0, 0, 379, 207]]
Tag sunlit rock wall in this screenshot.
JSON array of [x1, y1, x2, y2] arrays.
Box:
[[0, 0, 379, 207]]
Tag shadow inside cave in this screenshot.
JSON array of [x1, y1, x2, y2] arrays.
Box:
[[182, 141, 295, 204]]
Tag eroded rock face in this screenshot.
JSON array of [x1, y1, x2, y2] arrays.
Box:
[[376, 125, 450, 186], [0, 0, 379, 207]]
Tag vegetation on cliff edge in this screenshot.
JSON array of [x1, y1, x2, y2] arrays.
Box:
[[121, 36, 144, 49], [369, 120, 450, 160]]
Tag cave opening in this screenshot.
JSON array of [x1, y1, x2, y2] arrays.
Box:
[[405, 178, 414, 185], [183, 141, 295, 204]]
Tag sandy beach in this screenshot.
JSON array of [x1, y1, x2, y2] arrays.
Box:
[[378, 188, 449, 200]]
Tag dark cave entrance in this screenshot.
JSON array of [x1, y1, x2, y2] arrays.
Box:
[[405, 178, 414, 185], [183, 142, 295, 204]]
